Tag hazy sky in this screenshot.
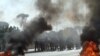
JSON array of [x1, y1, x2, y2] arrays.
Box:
[[0, 0, 88, 31], [0, 0, 39, 27]]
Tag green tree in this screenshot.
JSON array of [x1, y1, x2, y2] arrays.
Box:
[[0, 22, 20, 51], [0, 22, 9, 51]]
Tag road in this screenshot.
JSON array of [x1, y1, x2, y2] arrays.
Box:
[[25, 49, 81, 56]]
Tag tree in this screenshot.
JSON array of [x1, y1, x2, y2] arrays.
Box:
[[0, 22, 20, 51], [0, 22, 9, 51]]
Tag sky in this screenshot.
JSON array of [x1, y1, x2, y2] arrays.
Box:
[[0, 0, 89, 31], [0, 0, 39, 28]]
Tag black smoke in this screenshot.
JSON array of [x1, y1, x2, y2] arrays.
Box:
[[5, 17, 52, 55], [36, 0, 65, 23], [4, 0, 65, 55], [81, 0, 100, 45]]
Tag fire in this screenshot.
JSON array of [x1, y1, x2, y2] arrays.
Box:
[[0, 50, 11, 56], [80, 41, 99, 56]]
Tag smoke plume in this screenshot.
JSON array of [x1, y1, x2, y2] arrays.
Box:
[[4, 0, 67, 55], [36, 0, 65, 23], [81, 0, 100, 45], [5, 17, 52, 55]]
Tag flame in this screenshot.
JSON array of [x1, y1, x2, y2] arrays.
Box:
[[0, 50, 11, 56], [80, 41, 99, 56]]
